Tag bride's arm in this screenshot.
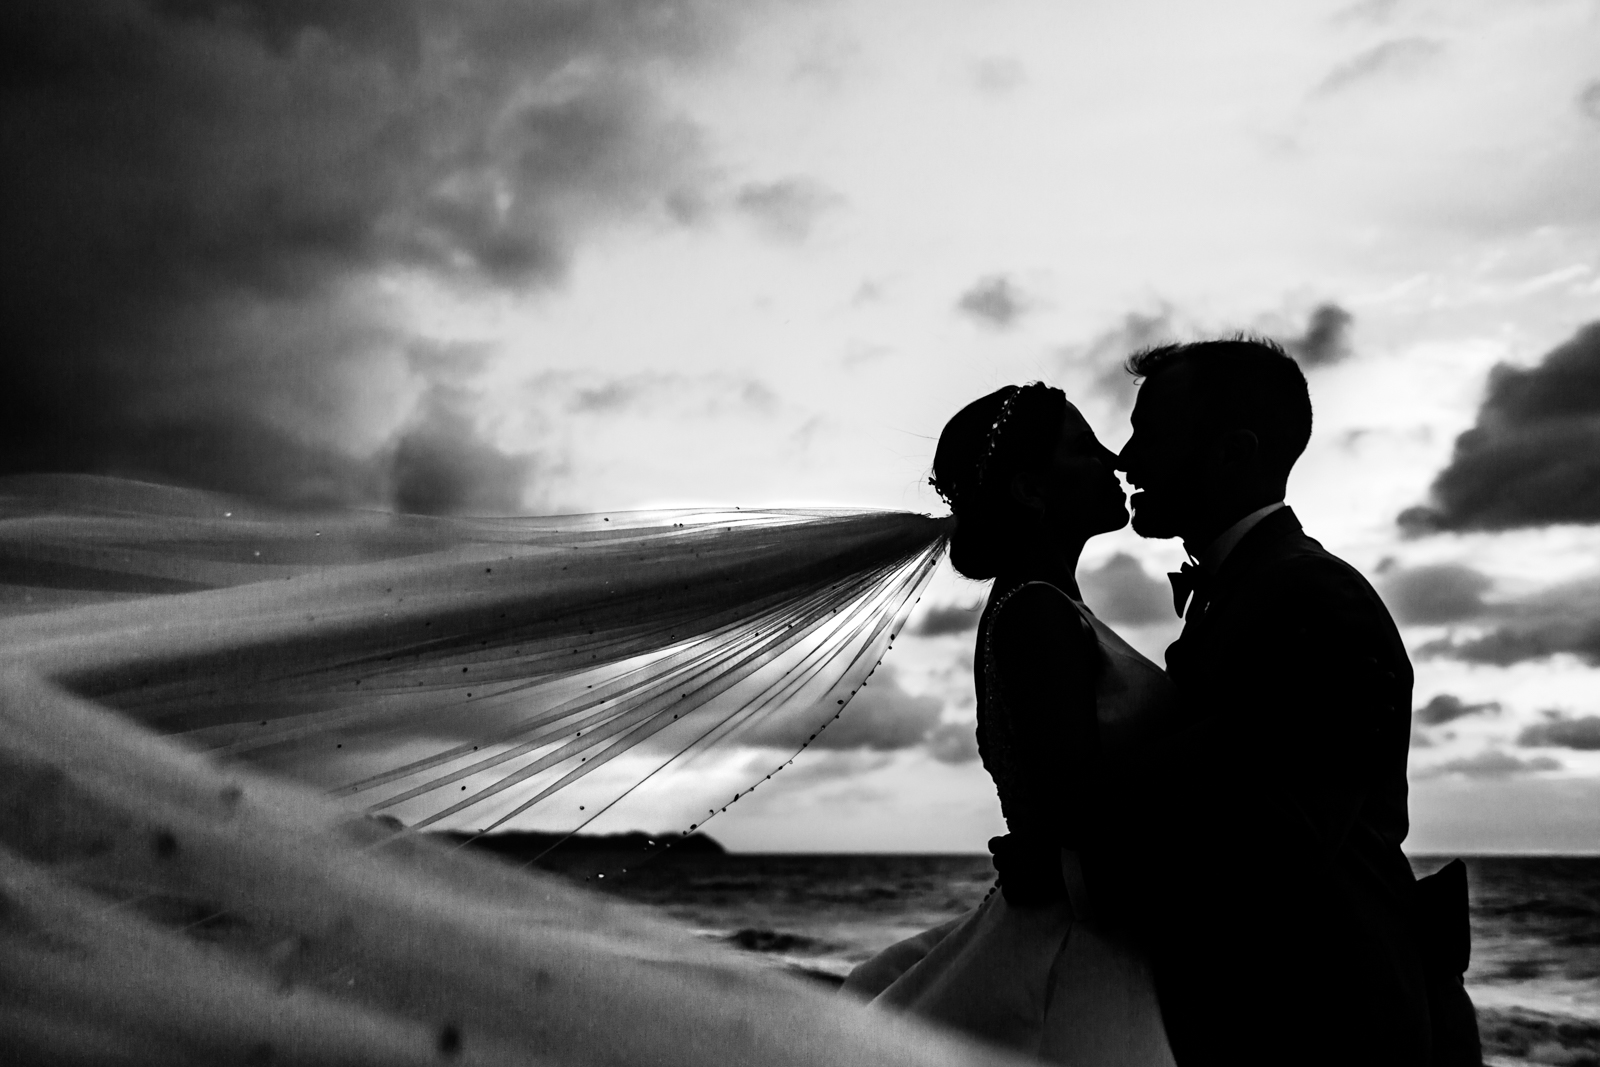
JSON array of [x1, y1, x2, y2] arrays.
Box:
[[987, 584, 1103, 848]]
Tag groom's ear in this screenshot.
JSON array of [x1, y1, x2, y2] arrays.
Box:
[[1208, 429, 1262, 478], [1217, 429, 1260, 461]]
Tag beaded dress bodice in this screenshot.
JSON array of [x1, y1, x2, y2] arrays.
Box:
[[978, 581, 1175, 835]]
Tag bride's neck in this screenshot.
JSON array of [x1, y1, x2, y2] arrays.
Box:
[[995, 535, 1086, 600]]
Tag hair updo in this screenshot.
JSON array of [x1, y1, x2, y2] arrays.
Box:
[[930, 382, 1068, 580]]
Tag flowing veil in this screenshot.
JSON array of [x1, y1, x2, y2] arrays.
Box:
[[0, 475, 1025, 1066]]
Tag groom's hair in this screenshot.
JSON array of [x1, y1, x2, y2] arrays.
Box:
[[1125, 337, 1312, 481]]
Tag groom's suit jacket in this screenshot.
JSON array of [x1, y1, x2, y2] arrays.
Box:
[[1086, 508, 1471, 1066]]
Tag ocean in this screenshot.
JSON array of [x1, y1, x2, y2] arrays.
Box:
[[525, 848, 1600, 1067]]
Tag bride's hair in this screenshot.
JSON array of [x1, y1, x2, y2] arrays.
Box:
[[931, 382, 1068, 580]]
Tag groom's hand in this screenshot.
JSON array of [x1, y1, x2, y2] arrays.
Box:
[[988, 833, 1068, 907]]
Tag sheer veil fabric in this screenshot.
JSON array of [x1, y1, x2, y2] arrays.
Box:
[[0, 475, 947, 833], [0, 475, 1034, 1067]]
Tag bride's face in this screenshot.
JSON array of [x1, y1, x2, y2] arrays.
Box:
[[1012, 403, 1128, 538]]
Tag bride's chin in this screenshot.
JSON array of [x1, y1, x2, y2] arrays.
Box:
[[1097, 506, 1130, 534]]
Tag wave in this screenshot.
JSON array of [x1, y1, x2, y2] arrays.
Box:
[[726, 927, 830, 954], [1477, 1006, 1600, 1065]]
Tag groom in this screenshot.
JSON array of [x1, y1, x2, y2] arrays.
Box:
[[1086, 339, 1479, 1066]]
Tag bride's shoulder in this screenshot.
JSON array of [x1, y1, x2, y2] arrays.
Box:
[[993, 579, 1076, 608], [987, 581, 1095, 643]]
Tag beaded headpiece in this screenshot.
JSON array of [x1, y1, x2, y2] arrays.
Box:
[[930, 384, 1026, 507]]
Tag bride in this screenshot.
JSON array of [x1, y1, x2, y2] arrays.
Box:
[[843, 382, 1178, 1067]]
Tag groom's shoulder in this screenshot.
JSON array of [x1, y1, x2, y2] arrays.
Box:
[[1240, 533, 1412, 687], [1249, 525, 1394, 624]]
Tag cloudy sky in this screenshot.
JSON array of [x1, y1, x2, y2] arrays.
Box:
[[6, 0, 1599, 852]]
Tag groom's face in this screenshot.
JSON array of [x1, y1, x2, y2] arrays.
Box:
[[1118, 365, 1207, 541]]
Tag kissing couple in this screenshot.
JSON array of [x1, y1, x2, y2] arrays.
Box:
[[844, 339, 1483, 1067]]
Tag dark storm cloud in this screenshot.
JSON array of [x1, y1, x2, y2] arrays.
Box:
[[391, 384, 536, 516], [910, 602, 981, 637], [1377, 562, 1492, 624], [1518, 714, 1600, 751], [0, 0, 730, 508], [1378, 558, 1600, 668], [740, 666, 946, 753], [1282, 304, 1354, 368], [1413, 748, 1562, 781], [1315, 37, 1443, 95], [1079, 553, 1173, 626], [1415, 574, 1600, 667], [1399, 322, 1600, 533], [1427, 621, 1600, 667], [810, 679, 942, 751], [734, 177, 842, 242], [1414, 694, 1500, 727], [957, 275, 1027, 329], [926, 720, 981, 765]]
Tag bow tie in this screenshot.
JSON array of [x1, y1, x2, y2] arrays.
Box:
[[1167, 561, 1208, 618]]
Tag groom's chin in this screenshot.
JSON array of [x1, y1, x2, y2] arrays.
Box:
[[1128, 502, 1179, 540]]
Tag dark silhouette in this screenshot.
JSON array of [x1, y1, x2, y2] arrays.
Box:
[[845, 384, 1179, 1062], [931, 383, 1133, 895], [1399, 321, 1600, 533], [1093, 339, 1480, 1066]]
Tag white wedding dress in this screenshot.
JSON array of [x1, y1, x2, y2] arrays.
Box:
[[843, 583, 1178, 1067]]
